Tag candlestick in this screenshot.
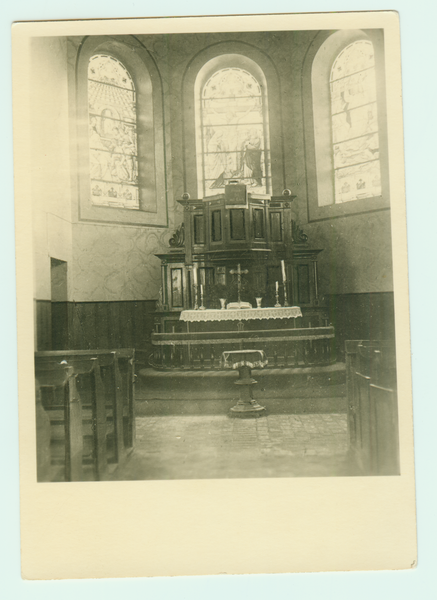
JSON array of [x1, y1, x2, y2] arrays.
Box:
[[275, 282, 281, 307], [192, 266, 198, 310], [281, 260, 287, 282], [199, 283, 205, 310]]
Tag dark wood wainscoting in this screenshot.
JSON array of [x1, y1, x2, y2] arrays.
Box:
[[35, 294, 396, 363], [35, 300, 157, 353], [35, 300, 52, 351], [325, 292, 395, 359]]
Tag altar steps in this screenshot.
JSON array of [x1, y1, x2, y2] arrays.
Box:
[[136, 362, 346, 416]]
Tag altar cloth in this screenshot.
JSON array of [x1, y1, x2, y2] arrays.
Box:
[[180, 306, 303, 322]]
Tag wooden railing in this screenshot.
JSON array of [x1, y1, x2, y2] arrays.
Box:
[[35, 349, 135, 482], [150, 326, 336, 370], [346, 340, 399, 475]]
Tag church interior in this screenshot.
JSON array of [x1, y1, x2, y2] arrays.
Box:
[[31, 28, 399, 482]]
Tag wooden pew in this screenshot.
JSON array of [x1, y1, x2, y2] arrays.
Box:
[[35, 364, 84, 482], [346, 340, 399, 475], [35, 349, 135, 481]]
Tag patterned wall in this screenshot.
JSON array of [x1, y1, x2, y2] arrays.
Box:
[[305, 210, 393, 296], [72, 221, 176, 301]]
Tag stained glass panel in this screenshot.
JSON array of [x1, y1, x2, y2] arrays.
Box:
[[88, 54, 139, 210], [332, 102, 378, 144], [333, 133, 379, 169], [334, 160, 381, 204], [200, 68, 271, 196], [330, 41, 382, 203]]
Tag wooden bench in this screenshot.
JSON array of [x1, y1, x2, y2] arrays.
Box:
[[346, 340, 399, 475], [35, 349, 135, 482]]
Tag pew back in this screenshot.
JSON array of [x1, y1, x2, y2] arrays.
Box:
[[346, 340, 399, 475], [35, 349, 135, 481]]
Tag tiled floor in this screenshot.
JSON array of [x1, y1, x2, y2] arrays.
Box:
[[109, 412, 357, 480]]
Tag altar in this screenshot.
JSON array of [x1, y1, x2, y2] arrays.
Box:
[[150, 183, 335, 370], [150, 305, 335, 370]]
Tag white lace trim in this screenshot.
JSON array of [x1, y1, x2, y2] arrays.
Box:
[[180, 306, 303, 322]]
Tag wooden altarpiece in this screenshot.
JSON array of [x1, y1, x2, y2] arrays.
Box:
[[151, 183, 335, 370]]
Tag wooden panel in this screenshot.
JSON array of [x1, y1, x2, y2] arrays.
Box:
[[297, 265, 311, 304], [193, 214, 205, 244], [86, 303, 99, 349], [225, 183, 247, 206], [37, 300, 156, 352], [35, 300, 52, 351], [253, 208, 264, 239], [327, 292, 396, 358], [345, 341, 399, 475], [109, 302, 121, 348], [171, 269, 184, 308], [68, 304, 79, 349], [120, 302, 133, 349], [211, 210, 222, 242], [51, 302, 69, 350], [35, 350, 136, 481], [96, 302, 110, 350], [269, 211, 282, 241], [230, 209, 245, 240], [64, 372, 84, 482]]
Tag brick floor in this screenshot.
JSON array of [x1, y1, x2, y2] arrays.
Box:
[[109, 412, 356, 480]]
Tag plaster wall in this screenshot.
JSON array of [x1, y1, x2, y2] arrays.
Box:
[[305, 212, 393, 296], [31, 37, 73, 301]]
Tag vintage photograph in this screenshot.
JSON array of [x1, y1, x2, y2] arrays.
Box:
[[25, 22, 401, 483], [12, 11, 418, 579]]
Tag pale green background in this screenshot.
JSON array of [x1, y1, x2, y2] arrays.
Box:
[[2, 0, 434, 597]]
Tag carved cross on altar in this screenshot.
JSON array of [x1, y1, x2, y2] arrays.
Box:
[[230, 263, 249, 304]]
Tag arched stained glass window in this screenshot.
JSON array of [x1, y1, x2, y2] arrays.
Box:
[[330, 40, 382, 203], [197, 67, 271, 197], [88, 54, 139, 209]]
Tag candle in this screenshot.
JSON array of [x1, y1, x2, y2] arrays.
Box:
[[281, 260, 287, 282], [192, 265, 198, 287], [275, 281, 279, 292], [200, 283, 203, 296]]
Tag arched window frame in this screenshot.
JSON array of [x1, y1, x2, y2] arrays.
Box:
[[181, 42, 285, 199], [303, 29, 390, 221], [88, 54, 140, 210], [194, 56, 272, 198], [75, 36, 168, 227]]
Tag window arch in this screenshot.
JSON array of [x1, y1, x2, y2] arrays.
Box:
[[181, 43, 283, 199], [195, 59, 271, 197], [88, 54, 139, 210], [75, 36, 168, 227], [303, 29, 389, 221]]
